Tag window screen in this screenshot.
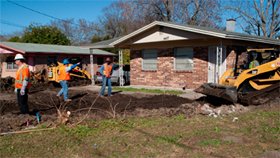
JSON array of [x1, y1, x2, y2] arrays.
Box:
[[142, 49, 157, 70], [174, 47, 194, 70]]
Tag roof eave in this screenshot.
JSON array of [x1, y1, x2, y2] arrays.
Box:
[[0, 44, 26, 54], [226, 35, 280, 45], [111, 21, 226, 46]]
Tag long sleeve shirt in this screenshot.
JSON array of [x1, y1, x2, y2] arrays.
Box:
[[66, 63, 79, 72], [99, 64, 118, 76]]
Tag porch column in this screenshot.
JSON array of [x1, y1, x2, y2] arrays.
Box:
[[90, 48, 95, 85], [118, 49, 124, 86]]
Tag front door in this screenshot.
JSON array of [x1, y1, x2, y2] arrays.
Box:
[[208, 46, 226, 83]]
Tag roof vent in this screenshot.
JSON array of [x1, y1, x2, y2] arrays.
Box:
[[226, 19, 236, 32]]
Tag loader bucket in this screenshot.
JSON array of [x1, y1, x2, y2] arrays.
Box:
[[195, 83, 238, 103]]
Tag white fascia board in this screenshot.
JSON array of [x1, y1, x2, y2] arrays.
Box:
[[112, 21, 227, 46]]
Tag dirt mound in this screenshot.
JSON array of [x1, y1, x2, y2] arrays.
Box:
[[0, 90, 195, 132]]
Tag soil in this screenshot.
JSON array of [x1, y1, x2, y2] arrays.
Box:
[[0, 89, 196, 133], [0, 87, 279, 133]]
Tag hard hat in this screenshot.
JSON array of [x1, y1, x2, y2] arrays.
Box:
[[63, 58, 70, 65], [14, 54, 25, 60]]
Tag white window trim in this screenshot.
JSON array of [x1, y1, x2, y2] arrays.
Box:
[[6, 62, 18, 70], [142, 49, 158, 71], [174, 47, 194, 71]]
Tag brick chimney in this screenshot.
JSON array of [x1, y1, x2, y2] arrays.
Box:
[[226, 19, 236, 32]]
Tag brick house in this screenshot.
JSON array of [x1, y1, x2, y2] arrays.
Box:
[[106, 21, 279, 89], [0, 42, 115, 78]]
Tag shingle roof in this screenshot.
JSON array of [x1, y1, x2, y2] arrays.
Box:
[[0, 42, 115, 56], [111, 21, 280, 46]]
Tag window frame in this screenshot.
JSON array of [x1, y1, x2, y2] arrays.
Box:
[[142, 49, 158, 71], [174, 47, 194, 71], [6, 56, 18, 70], [6, 62, 18, 70]]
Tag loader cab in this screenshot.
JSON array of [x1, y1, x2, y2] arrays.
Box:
[[240, 49, 279, 70]]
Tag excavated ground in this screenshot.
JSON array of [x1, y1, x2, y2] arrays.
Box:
[[1, 86, 279, 133], [0, 88, 198, 133]]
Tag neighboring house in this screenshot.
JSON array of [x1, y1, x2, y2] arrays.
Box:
[[94, 21, 279, 89], [0, 42, 115, 78]]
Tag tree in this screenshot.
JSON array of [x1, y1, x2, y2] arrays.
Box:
[[8, 36, 21, 42], [226, 0, 280, 38], [98, 0, 222, 38], [50, 19, 99, 45], [21, 25, 71, 45]]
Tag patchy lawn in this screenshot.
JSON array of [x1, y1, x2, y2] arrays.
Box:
[[114, 87, 184, 95], [0, 107, 279, 158]]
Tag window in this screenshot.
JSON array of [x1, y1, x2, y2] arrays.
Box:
[[142, 49, 157, 70], [97, 57, 104, 65], [47, 56, 58, 66], [6, 57, 18, 70], [70, 57, 82, 64], [174, 47, 194, 70]]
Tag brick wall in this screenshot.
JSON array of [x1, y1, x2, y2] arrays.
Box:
[[226, 47, 248, 69], [130, 47, 208, 89]]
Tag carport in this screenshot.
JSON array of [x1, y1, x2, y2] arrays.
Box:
[[82, 37, 125, 86]]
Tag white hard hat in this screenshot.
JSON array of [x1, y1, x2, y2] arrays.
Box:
[[14, 54, 25, 60]]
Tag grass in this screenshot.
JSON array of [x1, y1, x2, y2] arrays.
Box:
[[114, 87, 184, 95], [0, 107, 279, 157]]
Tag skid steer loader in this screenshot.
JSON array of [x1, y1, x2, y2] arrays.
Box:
[[47, 62, 92, 87], [195, 48, 280, 105]]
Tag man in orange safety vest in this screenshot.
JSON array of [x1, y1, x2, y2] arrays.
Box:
[[14, 54, 31, 114], [57, 58, 80, 102], [99, 57, 116, 97]]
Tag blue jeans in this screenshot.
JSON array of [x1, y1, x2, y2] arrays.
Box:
[[99, 76, 112, 96], [58, 80, 68, 100]]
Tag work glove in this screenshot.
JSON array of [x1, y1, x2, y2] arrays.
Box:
[[20, 80, 28, 96], [14, 88, 18, 94], [20, 88, 25, 95]]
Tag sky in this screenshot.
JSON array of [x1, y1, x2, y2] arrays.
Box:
[[0, 0, 114, 35], [0, 0, 243, 36]]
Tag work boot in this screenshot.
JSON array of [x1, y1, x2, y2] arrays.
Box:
[[65, 99, 72, 102]]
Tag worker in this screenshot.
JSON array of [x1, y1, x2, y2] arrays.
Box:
[[14, 54, 31, 114], [57, 59, 80, 102], [249, 52, 260, 68], [99, 57, 116, 97]]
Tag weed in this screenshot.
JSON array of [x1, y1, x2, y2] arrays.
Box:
[[173, 114, 186, 121], [59, 125, 93, 137], [214, 126, 221, 133], [156, 134, 182, 145]]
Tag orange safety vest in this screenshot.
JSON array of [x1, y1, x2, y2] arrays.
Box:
[[58, 65, 71, 81], [15, 64, 31, 89], [103, 63, 113, 78]]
